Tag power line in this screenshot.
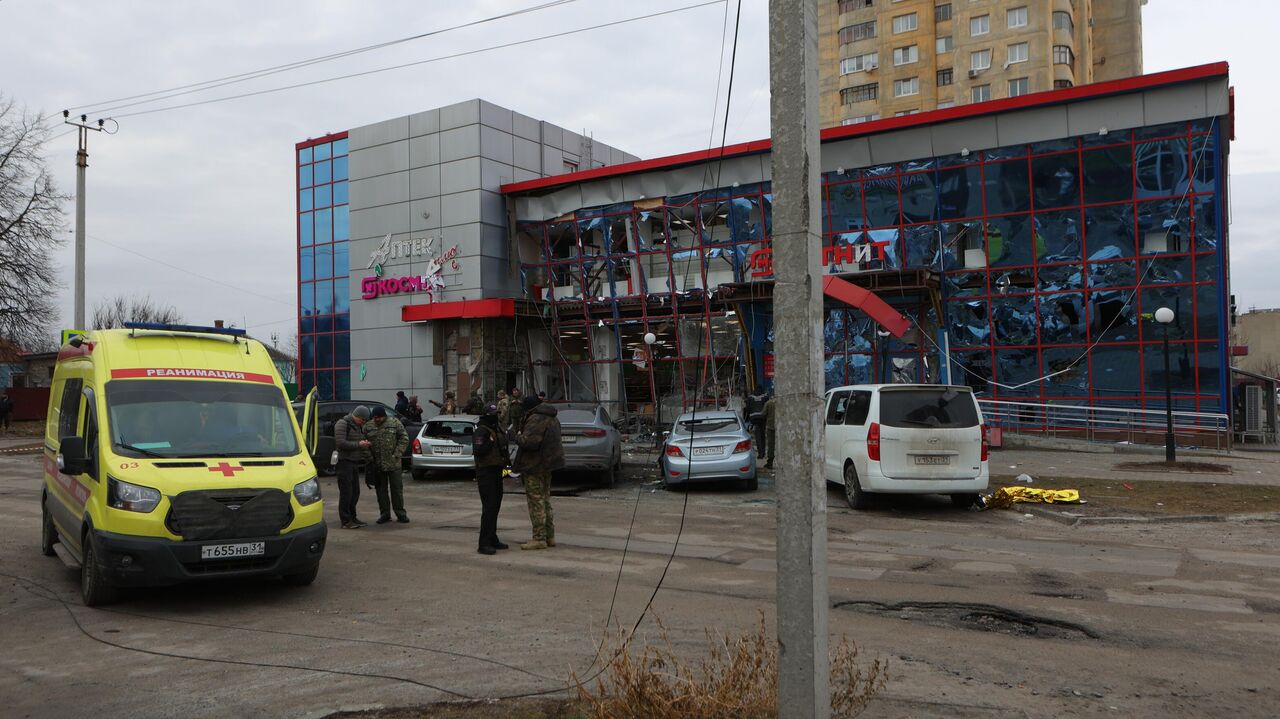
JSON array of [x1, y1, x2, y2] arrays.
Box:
[[107, 1, 727, 120], [65, 0, 579, 118]]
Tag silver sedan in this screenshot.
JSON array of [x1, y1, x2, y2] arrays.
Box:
[[410, 415, 480, 480], [556, 404, 623, 487], [659, 411, 758, 490]]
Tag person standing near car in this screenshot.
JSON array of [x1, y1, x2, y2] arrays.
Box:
[[512, 394, 563, 550], [505, 388, 525, 434], [394, 390, 409, 417], [472, 403, 510, 555], [464, 390, 485, 415], [334, 406, 372, 529], [364, 406, 410, 524], [0, 392, 12, 433], [761, 393, 777, 470]]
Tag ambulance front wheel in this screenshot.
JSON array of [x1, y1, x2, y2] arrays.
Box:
[[81, 531, 120, 607]]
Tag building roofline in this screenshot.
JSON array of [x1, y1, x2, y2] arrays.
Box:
[[500, 62, 1229, 196], [296, 131, 349, 151]]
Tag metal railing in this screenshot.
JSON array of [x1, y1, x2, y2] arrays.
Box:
[[977, 399, 1231, 451]]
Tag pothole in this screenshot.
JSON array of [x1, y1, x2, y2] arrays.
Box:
[[834, 600, 1099, 640]]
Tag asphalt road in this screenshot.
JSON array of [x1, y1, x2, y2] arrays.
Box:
[[1, 452, 1278, 718]]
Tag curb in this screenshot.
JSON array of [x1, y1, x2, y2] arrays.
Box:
[[1020, 505, 1280, 526]]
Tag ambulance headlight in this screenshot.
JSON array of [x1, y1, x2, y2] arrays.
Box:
[[293, 477, 321, 506], [107, 477, 162, 513]]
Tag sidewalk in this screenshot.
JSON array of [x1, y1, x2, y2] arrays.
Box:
[[991, 446, 1280, 487]]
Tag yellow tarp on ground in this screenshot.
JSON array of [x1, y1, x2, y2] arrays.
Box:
[[985, 486, 1081, 510]]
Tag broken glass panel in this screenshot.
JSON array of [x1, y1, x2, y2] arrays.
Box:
[[1137, 198, 1190, 255], [951, 350, 993, 396], [948, 299, 990, 347], [995, 348, 1040, 397], [1194, 251, 1219, 283], [1087, 259, 1135, 288], [825, 354, 848, 390], [1135, 137, 1189, 199], [828, 181, 864, 232], [1034, 209, 1081, 262], [863, 175, 901, 227], [889, 355, 921, 384], [1190, 130, 1218, 192], [983, 159, 1031, 215], [1040, 346, 1089, 397], [987, 214, 1034, 267], [1082, 129, 1130, 148], [1192, 195, 1217, 250], [548, 221, 577, 261], [1091, 344, 1142, 401], [944, 271, 985, 298], [1031, 152, 1080, 209], [1084, 204, 1135, 259], [992, 295, 1037, 345], [903, 157, 936, 172], [1134, 121, 1187, 141], [1038, 293, 1085, 343], [1088, 290, 1138, 341], [1030, 138, 1078, 154], [846, 353, 874, 385], [900, 172, 937, 223], [824, 310, 847, 354], [1196, 284, 1221, 341], [865, 228, 901, 269], [1139, 288, 1191, 341], [1036, 263, 1083, 292], [904, 225, 939, 269], [1141, 255, 1192, 284], [1082, 145, 1133, 204], [984, 144, 1028, 161], [938, 164, 983, 220]]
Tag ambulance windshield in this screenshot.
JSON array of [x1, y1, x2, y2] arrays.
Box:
[[106, 380, 299, 458]]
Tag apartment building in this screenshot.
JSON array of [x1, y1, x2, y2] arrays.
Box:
[[820, 0, 1145, 128]]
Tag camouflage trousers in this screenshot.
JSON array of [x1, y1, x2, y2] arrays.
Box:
[[523, 471, 555, 543]]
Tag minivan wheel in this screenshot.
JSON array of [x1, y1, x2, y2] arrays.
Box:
[[80, 532, 119, 607], [843, 463, 870, 510], [41, 496, 58, 557], [950, 493, 980, 508]]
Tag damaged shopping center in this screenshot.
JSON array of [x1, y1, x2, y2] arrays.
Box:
[[296, 62, 1233, 430]]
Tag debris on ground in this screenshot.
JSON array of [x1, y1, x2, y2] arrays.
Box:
[[1015, 473, 1034, 483], [1114, 461, 1231, 474], [982, 486, 1082, 510]]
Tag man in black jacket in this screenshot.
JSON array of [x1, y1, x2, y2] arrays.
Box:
[[473, 403, 510, 555], [333, 405, 372, 529]]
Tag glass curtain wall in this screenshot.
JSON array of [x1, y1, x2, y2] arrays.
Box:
[[297, 134, 352, 400]]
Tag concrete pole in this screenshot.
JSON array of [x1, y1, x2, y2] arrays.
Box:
[[769, 0, 830, 716], [74, 128, 88, 331]]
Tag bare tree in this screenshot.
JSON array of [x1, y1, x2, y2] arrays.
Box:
[[92, 294, 183, 329], [0, 96, 67, 349]]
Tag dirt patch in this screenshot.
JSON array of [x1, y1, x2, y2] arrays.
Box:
[[326, 699, 583, 719], [991, 474, 1280, 516], [1, 420, 44, 438], [1114, 461, 1232, 473], [834, 600, 1098, 641]]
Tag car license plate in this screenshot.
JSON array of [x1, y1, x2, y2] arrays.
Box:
[[692, 446, 721, 456], [562, 436, 577, 443], [201, 542, 265, 560], [914, 455, 950, 465], [434, 446, 462, 455]]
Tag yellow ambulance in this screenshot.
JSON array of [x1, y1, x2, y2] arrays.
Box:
[[41, 323, 332, 606]]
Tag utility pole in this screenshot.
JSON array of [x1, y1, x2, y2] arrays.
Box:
[[769, 0, 829, 717], [63, 111, 106, 331]]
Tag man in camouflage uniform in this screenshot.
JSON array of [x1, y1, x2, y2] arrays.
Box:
[[512, 394, 563, 550], [495, 390, 510, 427], [364, 405, 410, 524], [464, 390, 485, 415], [505, 388, 526, 434]]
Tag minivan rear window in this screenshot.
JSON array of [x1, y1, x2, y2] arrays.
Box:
[[879, 388, 979, 429], [675, 417, 740, 434]]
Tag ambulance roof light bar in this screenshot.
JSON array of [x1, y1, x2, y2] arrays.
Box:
[[123, 322, 248, 338]]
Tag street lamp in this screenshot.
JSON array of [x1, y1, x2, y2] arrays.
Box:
[[645, 332, 659, 447], [1154, 306, 1176, 463]]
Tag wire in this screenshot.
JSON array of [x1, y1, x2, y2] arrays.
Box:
[[68, 1, 580, 118], [105, 1, 727, 120]]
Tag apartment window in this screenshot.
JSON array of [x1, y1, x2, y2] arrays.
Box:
[[936, 35, 953, 53], [935, 3, 952, 21], [970, 49, 991, 72], [892, 13, 918, 33], [893, 45, 919, 65], [1053, 11, 1073, 32], [840, 52, 878, 74], [839, 20, 877, 43], [1053, 45, 1074, 65], [895, 109, 919, 117], [1007, 6, 1028, 28], [1007, 42, 1028, 64], [841, 82, 878, 104], [970, 14, 989, 36], [971, 84, 991, 103], [838, 0, 874, 12], [841, 113, 880, 125], [938, 99, 956, 109], [937, 67, 954, 86], [894, 77, 920, 97], [1054, 79, 1074, 89], [1008, 77, 1029, 97]]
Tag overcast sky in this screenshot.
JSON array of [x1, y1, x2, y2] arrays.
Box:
[[0, 0, 1273, 349]]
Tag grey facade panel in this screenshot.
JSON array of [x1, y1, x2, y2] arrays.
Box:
[[409, 197, 443, 232], [440, 157, 482, 195], [440, 190, 482, 226], [480, 124, 515, 166], [440, 99, 481, 130], [1205, 78, 1230, 117], [927, 117, 999, 158], [513, 137, 541, 174], [349, 140, 411, 180], [350, 326, 414, 361], [408, 108, 440, 137], [408, 133, 442, 167], [480, 158, 516, 191], [1065, 94, 1145, 138], [479, 99, 514, 134], [512, 111, 540, 142], [868, 127, 935, 166], [1143, 83, 1208, 127], [349, 116, 409, 151], [480, 222, 507, 260], [514, 167, 539, 183], [440, 125, 481, 163], [995, 106, 1071, 147], [408, 165, 441, 201], [349, 171, 409, 210], [350, 203, 410, 242], [540, 122, 563, 149], [542, 145, 566, 174], [580, 178, 624, 208], [480, 189, 505, 226]]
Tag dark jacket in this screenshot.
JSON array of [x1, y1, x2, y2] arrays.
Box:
[[394, 394, 409, 415], [473, 419, 509, 469], [334, 414, 368, 463], [513, 403, 564, 474]]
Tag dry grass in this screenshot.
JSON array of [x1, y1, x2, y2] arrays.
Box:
[[573, 615, 887, 719]]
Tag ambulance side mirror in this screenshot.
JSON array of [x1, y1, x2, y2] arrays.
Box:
[[57, 436, 89, 476]]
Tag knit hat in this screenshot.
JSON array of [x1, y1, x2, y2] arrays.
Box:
[[370, 405, 387, 418], [484, 403, 499, 416], [352, 405, 371, 420], [522, 395, 541, 410]]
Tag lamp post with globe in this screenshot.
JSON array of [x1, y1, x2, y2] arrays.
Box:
[[1154, 307, 1176, 462], [645, 332, 659, 447]]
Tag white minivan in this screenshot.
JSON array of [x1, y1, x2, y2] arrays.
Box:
[[823, 384, 988, 509]]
